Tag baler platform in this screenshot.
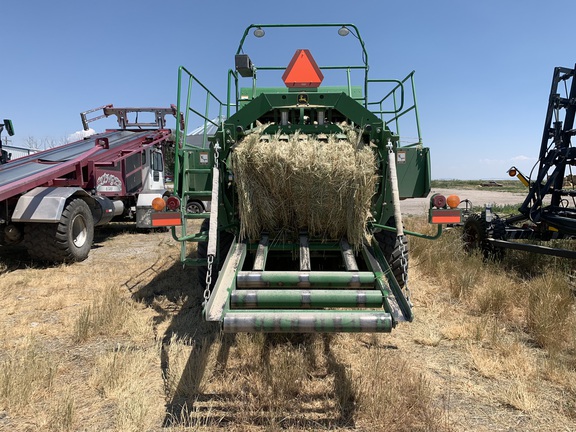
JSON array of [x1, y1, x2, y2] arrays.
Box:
[[203, 234, 412, 333]]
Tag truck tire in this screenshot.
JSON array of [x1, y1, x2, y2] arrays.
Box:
[[186, 200, 204, 214], [197, 219, 233, 290], [23, 198, 94, 263], [374, 217, 409, 289]]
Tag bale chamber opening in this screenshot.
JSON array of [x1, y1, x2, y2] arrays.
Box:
[[232, 127, 378, 248]]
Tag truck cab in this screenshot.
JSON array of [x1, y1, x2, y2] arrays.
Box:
[[135, 145, 169, 228]]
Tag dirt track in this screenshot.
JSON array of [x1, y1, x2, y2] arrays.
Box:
[[401, 187, 527, 215]]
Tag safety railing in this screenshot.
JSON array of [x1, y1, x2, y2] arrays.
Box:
[[367, 71, 422, 146], [176, 66, 227, 146], [175, 66, 231, 191], [234, 23, 369, 106]]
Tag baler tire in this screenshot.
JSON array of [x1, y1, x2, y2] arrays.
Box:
[[197, 219, 233, 291], [23, 198, 94, 263], [374, 218, 409, 289]]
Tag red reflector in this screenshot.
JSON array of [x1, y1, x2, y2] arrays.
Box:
[[282, 49, 324, 88], [151, 212, 182, 227], [429, 209, 461, 224], [166, 196, 180, 211], [431, 194, 446, 209]]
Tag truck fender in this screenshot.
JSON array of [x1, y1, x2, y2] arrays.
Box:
[[11, 187, 93, 223]]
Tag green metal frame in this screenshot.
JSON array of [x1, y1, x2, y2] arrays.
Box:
[[236, 24, 369, 106], [167, 23, 440, 333]]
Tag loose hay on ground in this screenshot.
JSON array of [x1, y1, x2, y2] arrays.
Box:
[[232, 129, 377, 248]]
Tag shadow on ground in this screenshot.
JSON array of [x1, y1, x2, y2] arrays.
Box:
[[128, 246, 358, 429]]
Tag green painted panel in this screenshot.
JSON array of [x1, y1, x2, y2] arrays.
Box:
[[396, 146, 431, 198]]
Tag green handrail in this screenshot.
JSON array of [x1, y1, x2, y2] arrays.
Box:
[[367, 79, 405, 115], [367, 71, 422, 146]]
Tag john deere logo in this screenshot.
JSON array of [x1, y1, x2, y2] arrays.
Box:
[[298, 93, 308, 104]]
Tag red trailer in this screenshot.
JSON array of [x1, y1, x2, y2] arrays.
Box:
[[0, 105, 175, 262]]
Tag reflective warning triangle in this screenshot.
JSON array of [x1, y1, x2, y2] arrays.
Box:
[[282, 49, 324, 88]]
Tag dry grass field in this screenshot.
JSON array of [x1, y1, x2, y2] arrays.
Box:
[[1, 209, 576, 431]]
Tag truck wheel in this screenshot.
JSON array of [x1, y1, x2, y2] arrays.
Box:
[[374, 217, 409, 289], [197, 219, 233, 290], [186, 200, 204, 214], [24, 198, 94, 262]]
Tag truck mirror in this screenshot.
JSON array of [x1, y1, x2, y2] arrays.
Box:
[[3, 119, 14, 136]]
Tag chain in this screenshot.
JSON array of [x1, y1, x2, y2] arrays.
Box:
[[214, 142, 220, 164], [203, 142, 220, 307], [203, 254, 214, 306], [399, 235, 412, 306]]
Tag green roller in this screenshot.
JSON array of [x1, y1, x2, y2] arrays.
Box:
[[222, 310, 393, 333], [230, 289, 383, 309], [236, 271, 375, 288]]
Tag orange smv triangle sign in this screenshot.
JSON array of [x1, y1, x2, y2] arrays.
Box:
[[282, 49, 324, 88]]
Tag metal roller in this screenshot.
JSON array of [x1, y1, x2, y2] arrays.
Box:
[[236, 271, 375, 288], [222, 310, 393, 333], [230, 289, 383, 309]]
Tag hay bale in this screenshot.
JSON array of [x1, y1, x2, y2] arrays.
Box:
[[232, 129, 377, 248]]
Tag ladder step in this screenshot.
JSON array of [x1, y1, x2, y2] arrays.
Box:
[[236, 271, 375, 288], [182, 257, 208, 266], [185, 168, 211, 174], [184, 190, 212, 197], [230, 289, 383, 309], [187, 232, 208, 242], [184, 212, 210, 219], [222, 310, 393, 333]]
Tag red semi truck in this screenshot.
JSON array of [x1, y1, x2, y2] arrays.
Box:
[[0, 105, 175, 262]]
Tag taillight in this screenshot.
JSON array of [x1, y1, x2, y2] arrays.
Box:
[[446, 194, 460, 209], [152, 197, 166, 211], [166, 196, 180, 211], [429, 193, 462, 224], [431, 193, 446, 208]]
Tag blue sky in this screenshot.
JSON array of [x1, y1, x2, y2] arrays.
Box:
[[1, 0, 575, 179]]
